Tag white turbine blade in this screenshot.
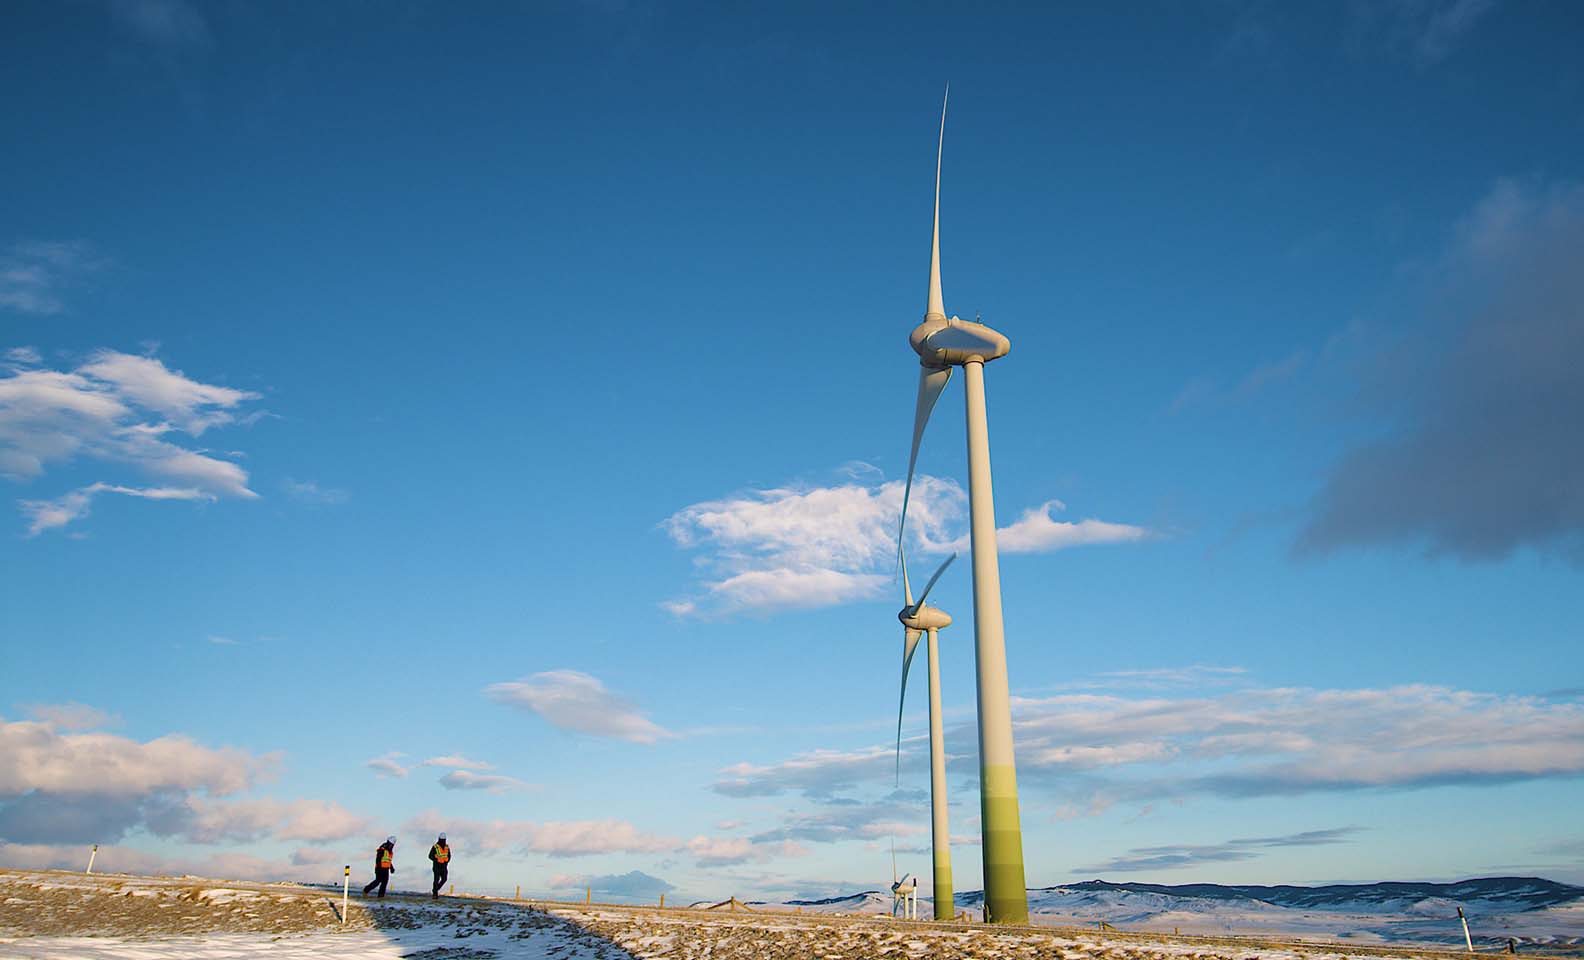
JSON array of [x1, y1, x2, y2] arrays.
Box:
[[895, 627, 921, 784], [897, 364, 952, 558], [901, 546, 914, 607], [926, 84, 948, 322], [912, 552, 957, 611]]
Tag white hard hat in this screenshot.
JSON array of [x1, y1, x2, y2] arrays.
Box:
[[386, 835, 396, 844], [438, 833, 446, 841]]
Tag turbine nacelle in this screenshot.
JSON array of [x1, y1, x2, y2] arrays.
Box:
[[910, 316, 1011, 367], [899, 604, 952, 632]]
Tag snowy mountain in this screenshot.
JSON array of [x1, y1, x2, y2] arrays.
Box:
[[767, 877, 1584, 948]]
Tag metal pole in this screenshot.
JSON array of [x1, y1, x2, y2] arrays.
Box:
[[927, 627, 954, 921], [1459, 907, 1474, 952], [342, 866, 350, 924], [961, 358, 1028, 924], [86, 844, 97, 875]]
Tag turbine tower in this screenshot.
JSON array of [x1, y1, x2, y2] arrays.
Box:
[[896, 88, 1029, 925], [894, 550, 957, 921]]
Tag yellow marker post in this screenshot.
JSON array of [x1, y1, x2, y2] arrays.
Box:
[[341, 866, 350, 924], [585, 887, 592, 905], [659, 893, 665, 909], [515, 885, 520, 901]]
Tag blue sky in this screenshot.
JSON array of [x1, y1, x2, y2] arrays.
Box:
[[2, 0, 1582, 902]]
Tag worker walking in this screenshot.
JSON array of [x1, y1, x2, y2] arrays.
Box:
[[429, 833, 451, 899], [362, 836, 396, 898]]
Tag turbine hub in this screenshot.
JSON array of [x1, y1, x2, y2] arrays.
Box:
[[910, 316, 1011, 367], [899, 603, 952, 631]]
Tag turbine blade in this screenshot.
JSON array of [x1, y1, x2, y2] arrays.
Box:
[[927, 85, 948, 322], [901, 547, 914, 608], [913, 552, 957, 610], [895, 627, 922, 784], [897, 364, 952, 559]]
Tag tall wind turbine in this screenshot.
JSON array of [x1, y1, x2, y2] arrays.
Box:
[[896, 88, 1029, 925], [894, 550, 956, 921]]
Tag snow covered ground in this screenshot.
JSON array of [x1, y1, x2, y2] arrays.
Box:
[[5, 869, 1582, 960], [0, 869, 631, 959]]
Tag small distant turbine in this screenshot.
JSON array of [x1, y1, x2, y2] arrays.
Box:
[[890, 838, 919, 921], [894, 549, 956, 921], [895, 87, 1029, 924]]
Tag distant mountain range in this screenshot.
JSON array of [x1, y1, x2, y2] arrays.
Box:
[[775, 877, 1584, 946]]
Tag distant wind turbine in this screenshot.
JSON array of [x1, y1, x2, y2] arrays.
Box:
[[895, 87, 1030, 925], [894, 549, 957, 921]]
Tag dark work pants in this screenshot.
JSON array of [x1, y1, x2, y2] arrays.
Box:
[[363, 867, 389, 897], [432, 864, 448, 896]]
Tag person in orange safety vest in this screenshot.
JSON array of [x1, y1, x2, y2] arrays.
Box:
[[429, 833, 451, 899], [362, 836, 395, 898]]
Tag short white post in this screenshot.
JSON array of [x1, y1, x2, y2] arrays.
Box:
[[342, 865, 351, 924], [1459, 907, 1474, 952], [86, 844, 98, 874]]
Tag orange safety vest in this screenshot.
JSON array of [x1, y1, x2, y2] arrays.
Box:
[[432, 844, 450, 864], [378, 847, 393, 869]]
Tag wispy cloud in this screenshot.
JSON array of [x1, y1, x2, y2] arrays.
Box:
[[24, 702, 119, 731], [485, 670, 673, 744], [1078, 827, 1363, 874], [365, 752, 408, 778], [404, 810, 679, 858], [1349, 0, 1499, 66], [0, 242, 103, 315], [282, 478, 348, 505], [1, 349, 263, 534], [684, 835, 810, 867], [419, 754, 494, 770], [19, 482, 212, 536], [436, 770, 530, 794], [710, 681, 1584, 817], [663, 469, 1148, 617], [943, 500, 1149, 554]]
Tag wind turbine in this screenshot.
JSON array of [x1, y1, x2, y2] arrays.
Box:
[[894, 549, 957, 921], [889, 839, 919, 920], [895, 88, 1030, 925]]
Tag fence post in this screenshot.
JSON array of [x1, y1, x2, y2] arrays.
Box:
[[515, 885, 520, 901], [659, 893, 665, 908], [86, 844, 98, 874], [1458, 907, 1474, 952], [341, 866, 350, 925], [586, 887, 592, 905]]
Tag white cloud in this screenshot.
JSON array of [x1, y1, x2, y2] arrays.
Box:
[[944, 500, 1149, 554], [485, 670, 673, 744], [18, 482, 212, 535], [365, 753, 408, 778], [5, 347, 42, 365], [2, 350, 263, 533], [663, 471, 1148, 616], [0, 718, 271, 798], [436, 770, 529, 794], [711, 681, 1584, 818], [145, 796, 367, 846], [419, 755, 494, 770], [24, 702, 118, 731], [713, 745, 897, 798], [404, 810, 679, 858], [685, 835, 810, 867]]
